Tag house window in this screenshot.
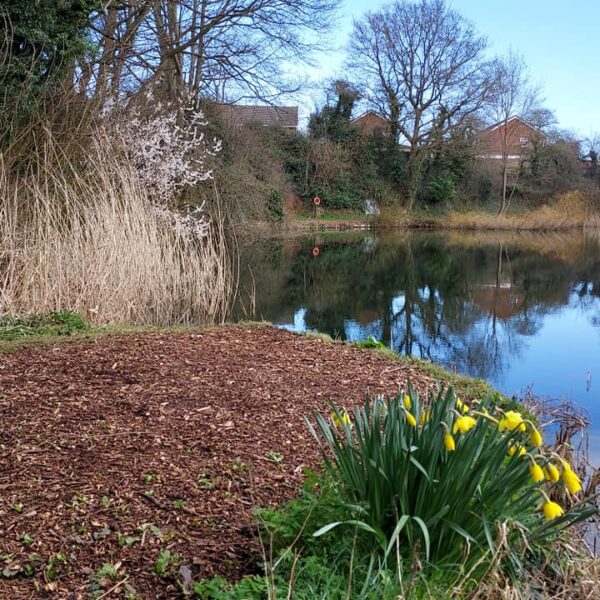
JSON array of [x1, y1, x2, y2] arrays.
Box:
[[519, 137, 529, 147]]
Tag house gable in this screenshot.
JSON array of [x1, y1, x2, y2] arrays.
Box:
[[351, 111, 389, 136], [478, 116, 546, 159]]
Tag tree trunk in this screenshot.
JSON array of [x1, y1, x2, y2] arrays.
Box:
[[406, 149, 424, 212], [499, 158, 508, 215], [498, 120, 510, 216]]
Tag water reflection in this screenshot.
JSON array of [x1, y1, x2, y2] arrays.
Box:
[[234, 230, 600, 457]]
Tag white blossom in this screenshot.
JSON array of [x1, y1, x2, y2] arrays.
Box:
[[112, 92, 221, 204], [151, 203, 211, 241]]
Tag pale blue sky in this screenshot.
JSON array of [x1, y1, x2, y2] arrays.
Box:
[[309, 0, 600, 138]]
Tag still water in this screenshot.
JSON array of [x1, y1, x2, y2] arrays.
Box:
[[234, 230, 600, 463]]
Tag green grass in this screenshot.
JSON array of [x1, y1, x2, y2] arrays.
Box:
[[0, 310, 89, 341], [352, 338, 505, 404], [0, 313, 264, 353], [292, 209, 371, 222]]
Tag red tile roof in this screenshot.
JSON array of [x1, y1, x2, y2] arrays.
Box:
[[220, 104, 298, 129]]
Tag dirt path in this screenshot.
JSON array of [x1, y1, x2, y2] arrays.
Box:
[[0, 325, 436, 598]]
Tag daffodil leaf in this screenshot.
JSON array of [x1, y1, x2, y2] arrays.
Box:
[[409, 456, 430, 481], [384, 515, 410, 562], [312, 522, 342, 537], [445, 520, 477, 544], [412, 516, 430, 560]]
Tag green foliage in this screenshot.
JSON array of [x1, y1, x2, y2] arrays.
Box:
[[0, 310, 88, 341], [196, 470, 465, 599], [94, 562, 121, 582], [154, 549, 178, 578], [353, 337, 387, 351], [308, 80, 360, 144], [193, 575, 266, 599], [0, 1, 94, 113], [313, 182, 364, 210], [426, 174, 456, 204], [306, 388, 597, 574], [267, 189, 285, 222]]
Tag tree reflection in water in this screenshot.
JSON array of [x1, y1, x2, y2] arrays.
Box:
[[233, 230, 600, 383]]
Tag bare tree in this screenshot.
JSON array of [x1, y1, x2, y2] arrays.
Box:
[[485, 51, 544, 215], [82, 0, 340, 105], [348, 0, 492, 210]]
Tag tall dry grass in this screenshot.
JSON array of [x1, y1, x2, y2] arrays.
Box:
[[0, 132, 233, 326], [447, 190, 600, 231]]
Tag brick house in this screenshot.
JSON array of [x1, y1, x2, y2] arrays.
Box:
[[220, 104, 298, 130], [350, 111, 389, 136], [478, 116, 547, 160]]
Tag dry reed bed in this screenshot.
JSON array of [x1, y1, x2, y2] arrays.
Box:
[[0, 136, 232, 325], [447, 191, 600, 231]]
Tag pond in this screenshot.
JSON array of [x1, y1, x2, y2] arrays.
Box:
[[233, 229, 600, 464]]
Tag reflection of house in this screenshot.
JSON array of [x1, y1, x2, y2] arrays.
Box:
[[478, 116, 547, 160], [220, 105, 298, 130], [472, 283, 525, 320], [355, 309, 382, 326]]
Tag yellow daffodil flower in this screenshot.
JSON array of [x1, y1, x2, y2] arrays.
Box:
[[332, 411, 351, 428], [403, 394, 412, 410], [405, 411, 417, 427], [544, 463, 560, 483], [529, 427, 543, 447], [420, 410, 430, 425], [444, 432, 456, 452], [498, 410, 526, 433], [507, 444, 526, 457], [529, 463, 544, 483], [562, 466, 582, 494], [542, 500, 564, 520], [452, 415, 477, 435], [456, 398, 469, 413]]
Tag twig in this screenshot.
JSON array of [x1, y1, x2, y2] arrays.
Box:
[[96, 576, 129, 599]]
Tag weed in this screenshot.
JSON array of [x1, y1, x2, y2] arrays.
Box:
[[21, 533, 34, 546], [69, 494, 87, 508], [117, 533, 140, 548], [353, 336, 387, 351], [154, 549, 179, 578], [231, 458, 247, 471], [94, 562, 121, 582], [44, 553, 67, 582], [172, 499, 188, 510], [197, 472, 215, 490], [265, 451, 284, 464], [142, 473, 160, 485]]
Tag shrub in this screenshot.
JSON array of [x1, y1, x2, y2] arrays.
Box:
[[267, 189, 285, 222], [306, 387, 597, 575], [426, 174, 456, 204]]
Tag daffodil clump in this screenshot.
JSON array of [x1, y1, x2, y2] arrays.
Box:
[[308, 387, 597, 570]]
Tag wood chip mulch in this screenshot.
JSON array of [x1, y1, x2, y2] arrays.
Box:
[[0, 325, 436, 598]]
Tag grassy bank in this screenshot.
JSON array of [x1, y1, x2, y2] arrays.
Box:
[[257, 190, 600, 233]]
